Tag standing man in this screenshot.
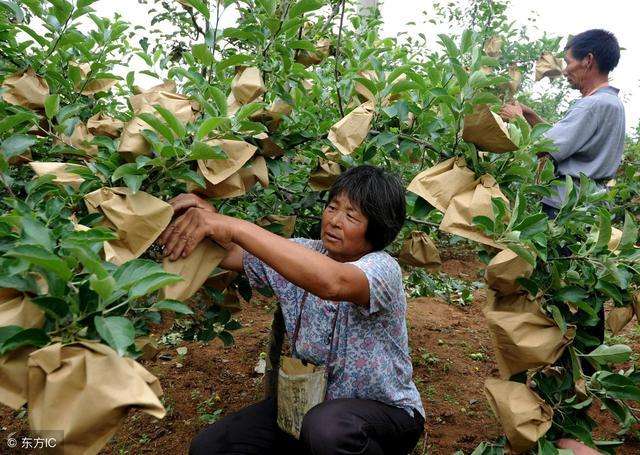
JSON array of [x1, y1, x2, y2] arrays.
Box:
[[500, 29, 625, 218]]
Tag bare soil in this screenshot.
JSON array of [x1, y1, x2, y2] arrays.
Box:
[[2, 249, 640, 454]]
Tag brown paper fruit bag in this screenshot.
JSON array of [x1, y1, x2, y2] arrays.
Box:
[[254, 132, 285, 158], [485, 249, 534, 295], [0, 288, 45, 329], [71, 62, 117, 96], [250, 98, 293, 132], [606, 305, 634, 336], [407, 157, 477, 213], [256, 215, 297, 238], [231, 67, 266, 105], [87, 112, 124, 138], [535, 53, 564, 81], [119, 87, 198, 158], [28, 341, 165, 455], [484, 378, 553, 453], [1, 68, 50, 109], [0, 289, 45, 410], [161, 240, 227, 301], [84, 187, 173, 265], [198, 139, 257, 186], [198, 154, 267, 199], [29, 162, 87, 190], [0, 347, 34, 409], [328, 101, 375, 155], [295, 39, 332, 67], [56, 122, 98, 156], [439, 174, 509, 249], [483, 290, 576, 379], [135, 335, 160, 361], [608, 227, 623, 252], [483, 36, 503, 58], [398, 231, 441, 271], [308, 157, 341, 191], [463, 105, 518, 153]]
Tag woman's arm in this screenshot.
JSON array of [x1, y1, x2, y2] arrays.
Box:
[[160, 207, 371, 306]]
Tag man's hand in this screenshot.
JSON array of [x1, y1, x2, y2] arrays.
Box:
[[500, 102, 524, 121], [159, 208, 236, 261], [167, 193, 216, 215]]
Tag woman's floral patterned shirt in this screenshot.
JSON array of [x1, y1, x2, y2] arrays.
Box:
[[243, 238, 425, 418]]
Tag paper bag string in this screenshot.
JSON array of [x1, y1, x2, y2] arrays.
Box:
[[290, 290, 340, 396]]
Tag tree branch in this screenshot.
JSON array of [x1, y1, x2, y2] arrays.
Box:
[[334, 0, 346, 117]]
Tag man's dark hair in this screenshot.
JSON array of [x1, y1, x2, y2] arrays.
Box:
[[327, 165, 405, 251], [566, 29, 620, 74]]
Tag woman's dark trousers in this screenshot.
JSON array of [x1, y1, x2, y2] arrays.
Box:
[[189, 396, 424, 455]]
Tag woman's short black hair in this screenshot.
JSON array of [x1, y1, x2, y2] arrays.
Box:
[[566, 29, 620, 74], [327, 165, 406, 251]]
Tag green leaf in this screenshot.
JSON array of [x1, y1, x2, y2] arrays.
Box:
[[595, 371, 640, 401], [0, 328, 49, 356], [584, 344, 631, 364], [94, 316, 135, 356], [556, 286, 588, 303], [5, 245, 72, 280], [513, 213, 548, 239], [21, 216, 54, 251], [0, 0, 24, 22], [438, 34, 459, 57], [154, 105, 187, 138], [1, 134, 37, 159], [289, 0, 323, 17], [44, 94, 60, 119], [217, 330, 234, 346], [153, 300, 194, 315], [235, 102, 265, 122], [507, 244, 536, 267], [90, 274, 116, 301], [190, 141, 227, 160], [192, 43, 215, 66], [128, 272, 183, 298], [619, 211, 638, 251], [0, 326, 22, 345], [548, 305, 567, 334], [32, 296, 69, 318], [594, 208, 612, 251], [138, 113, 174, 142], [208, 87, 228, 117], [472, 215, 494, 234], [196, 117, 231, 140], [113, 259, 164, 290], [177, 0, 209, 19]]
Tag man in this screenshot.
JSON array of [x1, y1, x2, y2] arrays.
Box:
[[501, 29, 625, 218]]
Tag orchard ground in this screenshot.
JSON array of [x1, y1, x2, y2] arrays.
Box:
[[2, 245, 638, 454]]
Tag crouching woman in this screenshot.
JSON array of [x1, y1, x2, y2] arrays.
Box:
[[160, 165, 425, 455]]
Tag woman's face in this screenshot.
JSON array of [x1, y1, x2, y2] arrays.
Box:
[[321, 192, 373, 262]]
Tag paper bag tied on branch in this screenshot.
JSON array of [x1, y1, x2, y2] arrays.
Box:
[[231, 66, 266, 105], [407, 157, 477, 213], [0, 289, 45, 410], [197, 139, 257, 186], [484, 378, 553, 454], [295, 39, 332, 67], [29, 162, 87, 190], [56, 122, 98, 156], [254, 132, 285, 158], [84, 187, 173, 265], [250, 98, 293, 132], [1, 68, 49, 109], [535, 53, 564, 81], [607, 305, 634, 336], [328, 101, 375, 155], [483, 36, 503, 58], [398, 231, 441, 271], [0, 288, 45, 329], [119, 84, 199, 159], [71, 62, 117, 96], [463, 105, 518, 153], [499, 65, 523, 98], [28, 341, 165, 455], [87, 112, 124, 138], [308, 156, 342, 191], [256, 215, 297, 238], [440, 174, 509, 249], [161, 240, 227, 301], [483, 290, 575, 379], [485, 249, 533, 295]]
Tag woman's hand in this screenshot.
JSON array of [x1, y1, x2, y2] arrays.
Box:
[[168, 193, 216, 215], [159, 208, 236, 261], [499, 102, 524, 121], [556, 439, 600, 455]]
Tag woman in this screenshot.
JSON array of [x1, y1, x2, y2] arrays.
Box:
[[160, 165, 425, 455]]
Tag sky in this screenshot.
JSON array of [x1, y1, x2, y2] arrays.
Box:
[[89, 0, 639, 132]]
